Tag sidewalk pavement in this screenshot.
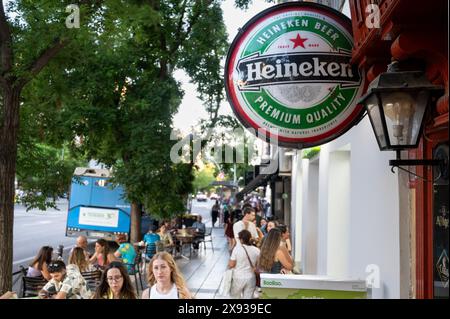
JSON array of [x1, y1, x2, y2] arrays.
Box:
[[137, 226, 230, 299], [176, 226, 231, 299]]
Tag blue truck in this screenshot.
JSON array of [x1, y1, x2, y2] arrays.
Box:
[[66, 167, 132, 240]]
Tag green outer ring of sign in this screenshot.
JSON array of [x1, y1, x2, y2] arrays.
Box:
[[225, 2, 366, 149]]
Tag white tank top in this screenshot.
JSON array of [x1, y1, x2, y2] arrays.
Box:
[[149, 284, 179, 299]]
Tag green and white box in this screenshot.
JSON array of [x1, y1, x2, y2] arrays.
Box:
[[260, 274, 370, 299]]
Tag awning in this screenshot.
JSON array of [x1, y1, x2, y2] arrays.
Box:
[[235, 173, 275, 202], [209, 181, 239, 189]]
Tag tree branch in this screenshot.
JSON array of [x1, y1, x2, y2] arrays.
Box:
[[16, 37, 70, 90], [0, 1, 13, 79], [169, 0, 212, 56]]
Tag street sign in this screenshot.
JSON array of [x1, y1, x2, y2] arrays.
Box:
[[225, 2, 365, 148]]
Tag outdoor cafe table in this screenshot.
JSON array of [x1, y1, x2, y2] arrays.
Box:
[[175, 230, 194, 260]]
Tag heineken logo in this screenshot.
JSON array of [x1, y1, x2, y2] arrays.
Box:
[[237, 52, 360, 90], [225, 2, 365, 148]]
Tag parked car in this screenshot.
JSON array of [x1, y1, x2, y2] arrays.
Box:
[[196, 192, 208, 202]]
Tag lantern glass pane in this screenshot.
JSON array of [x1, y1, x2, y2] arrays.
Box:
[[381, 90, 429, 147], [366, 94, 387, 149]]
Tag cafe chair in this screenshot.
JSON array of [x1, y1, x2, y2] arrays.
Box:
[[124, 254, 144, 294], [21, 275, 48, 298], [81, 270, 102, 292], [200, 227, 214, 253]]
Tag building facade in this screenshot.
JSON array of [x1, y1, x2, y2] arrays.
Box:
[[348, 0, 449, 299]]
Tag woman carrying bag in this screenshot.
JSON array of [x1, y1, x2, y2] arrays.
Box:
[[227, 229, 260, 299]]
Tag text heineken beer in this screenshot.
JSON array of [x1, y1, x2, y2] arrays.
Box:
[[225, 2, 365, 148]]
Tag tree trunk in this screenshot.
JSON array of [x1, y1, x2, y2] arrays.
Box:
[[0, 87, 20, 294], [130, 202, 141, 243]]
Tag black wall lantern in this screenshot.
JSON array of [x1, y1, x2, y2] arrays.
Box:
[[358, 61, 447, 179]]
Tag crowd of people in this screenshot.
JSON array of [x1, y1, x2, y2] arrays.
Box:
[[2, 217, 198, 299], [2, 194, 291, 300], [220, 195, 295, 300]]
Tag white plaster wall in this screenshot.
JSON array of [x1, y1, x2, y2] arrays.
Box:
[[301, 116, 401, 298], [301, 158, 319, 274], [326, 150, 351, 278], [291, 151, 304, 269]]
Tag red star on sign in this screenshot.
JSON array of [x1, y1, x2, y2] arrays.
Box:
[[290, 33, 308, 49]]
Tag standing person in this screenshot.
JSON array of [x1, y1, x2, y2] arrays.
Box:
[[233, 207, 259, 247], [260, 219, 268, 235], [224, 210, 236, 251], [252, 219, 265, 246], [114, 234, 137, 273], [211, 200, 220, 228], [277, 225, 292, 255], [266, 220, 278, 235], [191, 215, 206, 251], [264, 200, 272, 220], [27, 246, 53, 280], [141, 252, 193, 299], [92, 262, 137, 299], [232, 204, 243, 224], [68, 247, 96, 272], [38, 260, 92, 299], [258, 229, 293, 274], [228, 230, 260, 299]]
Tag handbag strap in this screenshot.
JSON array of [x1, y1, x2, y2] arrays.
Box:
[[242, 245, 255, 269]]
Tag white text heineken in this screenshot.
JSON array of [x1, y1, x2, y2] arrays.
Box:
[[238, 52, 360, 91]]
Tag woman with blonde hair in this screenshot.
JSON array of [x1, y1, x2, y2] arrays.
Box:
[[69, 247, 96, 272], [141, 252, 193, 299], [258, 228, 293, 274]]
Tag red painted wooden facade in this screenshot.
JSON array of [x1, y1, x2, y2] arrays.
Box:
[[349, 0, 448, 298]]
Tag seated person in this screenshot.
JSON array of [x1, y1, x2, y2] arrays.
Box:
[[157, 224, 174, 253], [39, 260, 92, 299], [114, 234, 137, 274], [89, 239, 118, 269], [191, 215, 206, 251], [143, 224, 161, 258], [27, 246, 53, 280]]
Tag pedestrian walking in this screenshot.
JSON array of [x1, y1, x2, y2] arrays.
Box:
[[233, 207, 260, 247], [211, 200, 220, 228], [228, 230, 260, 299], [224, 210, 236, 252]]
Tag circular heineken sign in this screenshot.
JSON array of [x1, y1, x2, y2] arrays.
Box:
[[225, 2, 365, 148]]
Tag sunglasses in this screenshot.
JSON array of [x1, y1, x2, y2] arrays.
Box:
[[48, 263, 65, 272]]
